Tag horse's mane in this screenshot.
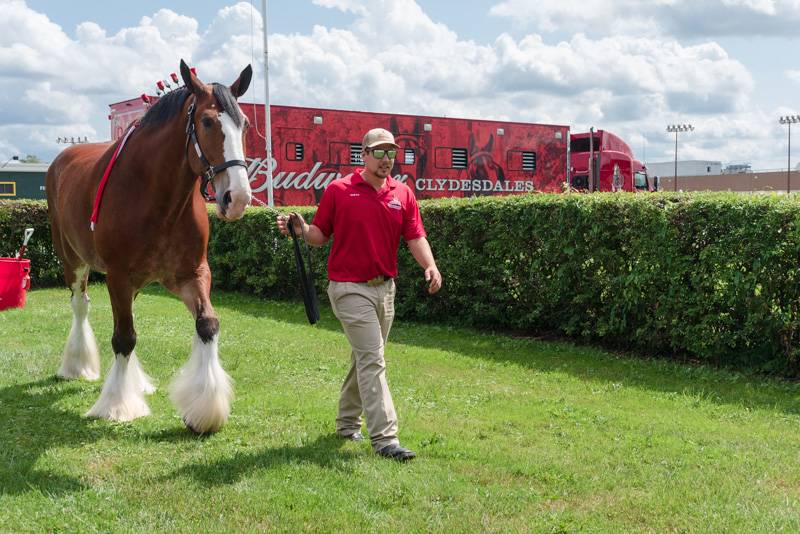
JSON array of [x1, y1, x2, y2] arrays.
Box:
[[138, 84, 243, 129], [139, 88, 190, 128]]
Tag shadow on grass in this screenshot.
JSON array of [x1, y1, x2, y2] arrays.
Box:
[[164, 433, 359, 487], [207, 289, 800, 417], [137, 285, 800, 416], [0, 377, 102, 496], [143, 427, 213, 443]]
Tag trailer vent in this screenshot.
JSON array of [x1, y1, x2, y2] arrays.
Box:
[[404, 149, 415, 165], [452, 148, 468, 169], [350, 143, 364, 165], [522, 152, 536, 172], [497, 128, 505, 136], [287, 142, 304, 161], [424, 123, 432, 132], [313, 115, 323, 125]]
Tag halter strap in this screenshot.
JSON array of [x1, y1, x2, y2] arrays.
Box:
[[185, 100, 248, 201]]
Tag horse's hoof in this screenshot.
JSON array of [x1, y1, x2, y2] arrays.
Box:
[[183, 418, 216, 435]]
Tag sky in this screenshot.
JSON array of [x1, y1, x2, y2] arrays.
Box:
[[3, 0, 800, 170]]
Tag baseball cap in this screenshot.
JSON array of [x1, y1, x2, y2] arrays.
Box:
[[362, 128, 399, 150]]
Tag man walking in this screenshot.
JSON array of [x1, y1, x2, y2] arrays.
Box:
[[276, 128, 442, 461]]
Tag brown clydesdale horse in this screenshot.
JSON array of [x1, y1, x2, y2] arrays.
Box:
[[46, 60, 253, 433]]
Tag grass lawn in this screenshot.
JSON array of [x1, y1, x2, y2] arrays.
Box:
[[1, 284, 800, 532]]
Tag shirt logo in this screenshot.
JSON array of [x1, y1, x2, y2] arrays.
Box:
[[387, 198, 402, 210], [349, 193, 360, 197]]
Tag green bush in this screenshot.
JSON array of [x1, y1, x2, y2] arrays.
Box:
[[393, 193, 800, 374], [0, 200, 62, 287], [4, 193, 800, 374], [207, 205, 329, 300]]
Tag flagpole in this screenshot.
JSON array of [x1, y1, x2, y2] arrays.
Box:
[[261, 0, 274, 207]]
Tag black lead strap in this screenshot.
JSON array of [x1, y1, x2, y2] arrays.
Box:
[[287, 214, 320, 325]]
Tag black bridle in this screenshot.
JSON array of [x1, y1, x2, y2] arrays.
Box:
[[184, 100, 247, 201]]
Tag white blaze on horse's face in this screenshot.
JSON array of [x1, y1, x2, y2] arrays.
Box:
[[214, 110, 252, 221]]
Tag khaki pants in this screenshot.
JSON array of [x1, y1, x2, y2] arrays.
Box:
[[327, 280, 398, 451]]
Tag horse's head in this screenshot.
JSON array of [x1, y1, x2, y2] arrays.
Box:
[[181, 59, 253, 221], [468, 133, 505, 185]]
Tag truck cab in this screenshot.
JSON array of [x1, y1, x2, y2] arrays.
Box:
[[570, 130, 655, 192]]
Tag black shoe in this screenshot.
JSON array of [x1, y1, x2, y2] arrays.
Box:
[[377, 443, 416, 461], [338, 431, 364, 442]]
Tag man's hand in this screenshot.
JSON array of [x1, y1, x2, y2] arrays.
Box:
[[424, 265, 442, 294], [276, 212, 306, 237]]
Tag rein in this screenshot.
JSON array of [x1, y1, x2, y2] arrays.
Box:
[[184, 100, 247, 202], [287, 214, 320, 325], [90, 122, 138, 231]]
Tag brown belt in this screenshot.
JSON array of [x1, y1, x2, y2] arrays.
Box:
[[365, 275, 392, 287]]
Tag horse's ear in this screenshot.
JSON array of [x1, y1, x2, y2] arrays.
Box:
[[230, 65, 252, 98], [180, 59, 202, 94], [485, 134, 494, 152], [469, 133, 476, 152]]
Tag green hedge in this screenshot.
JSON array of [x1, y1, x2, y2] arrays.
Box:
[[394, 193, 800, 374], [3, 194, 800, 374], [0, 200, 62, 287]]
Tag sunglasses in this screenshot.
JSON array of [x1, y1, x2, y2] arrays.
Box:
[[367, 149, 397, 160]]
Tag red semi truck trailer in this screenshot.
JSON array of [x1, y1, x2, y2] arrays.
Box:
[[110, 97, 653, 206]]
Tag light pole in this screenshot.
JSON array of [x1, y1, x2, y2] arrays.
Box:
[[56, 136, 89, 144], [779, 115, 800, 194], [261, 0, 274, 207], [666, 124, 694, 191]]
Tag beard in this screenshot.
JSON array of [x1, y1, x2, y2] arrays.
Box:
[[374, 164, 392, 179]]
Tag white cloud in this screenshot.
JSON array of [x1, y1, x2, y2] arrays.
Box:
[[312, 0, 368, 16], [0, 1, 258, 161], [787, 69, 800, 84], [0, 0, 789, 168], [489, 0, 800, 37]]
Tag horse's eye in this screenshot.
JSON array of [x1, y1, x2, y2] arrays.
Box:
[[201, 117, 214, 129]]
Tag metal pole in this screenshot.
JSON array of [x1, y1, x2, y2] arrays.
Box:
[[666, 124, 693, 193], [674, 130, 678, 192], [566, 126, 571, 190], [261, 0, 274, 207], [788, 121, 792, 194], [589, 127, 595, 192]]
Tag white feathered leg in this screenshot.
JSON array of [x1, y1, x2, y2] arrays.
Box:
[[129, 351, 156, 395], [169, 334, 233, 434], [86, 353, 151, 421], [57, 278, 100, 380]]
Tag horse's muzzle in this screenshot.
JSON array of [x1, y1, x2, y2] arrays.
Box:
[[217, 189, 250, 221]]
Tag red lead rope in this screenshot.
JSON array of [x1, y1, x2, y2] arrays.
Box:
[[90, 123, 137, 231]]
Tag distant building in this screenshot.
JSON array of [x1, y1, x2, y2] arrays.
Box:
[[0, 161, 49, 200], [646, 160, 722, 177], [723, 163, 752, 174]]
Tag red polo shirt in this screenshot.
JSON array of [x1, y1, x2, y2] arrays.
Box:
[[312, 170, 426, 282]]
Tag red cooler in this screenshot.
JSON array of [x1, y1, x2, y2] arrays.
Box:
[[0, 258, 31, 311]]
